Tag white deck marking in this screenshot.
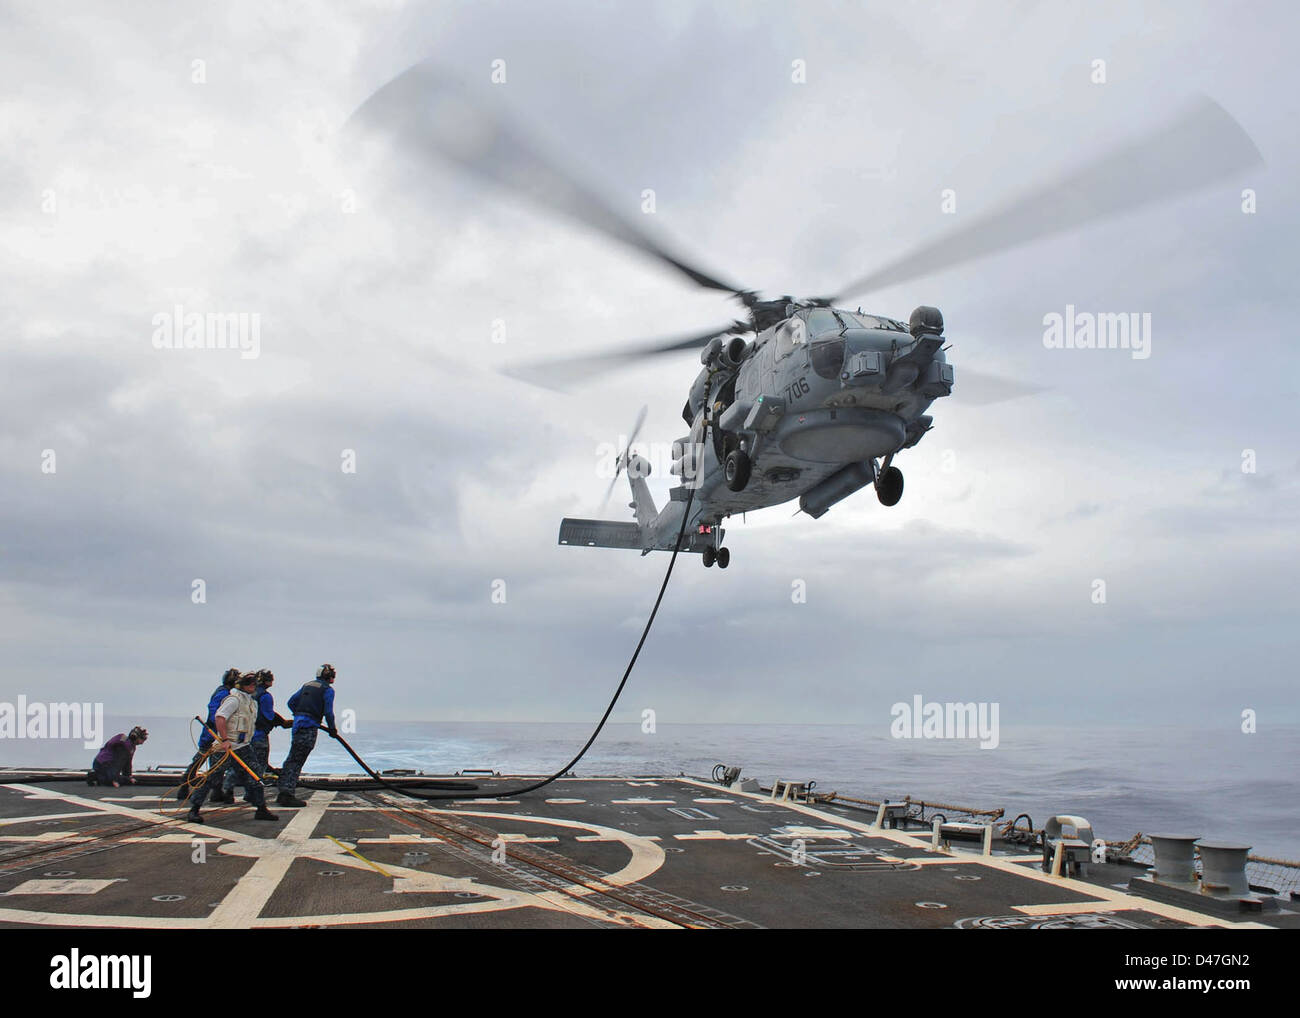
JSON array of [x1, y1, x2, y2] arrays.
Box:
[[5, 879, 124, 895], [903, 855, 990, 866], [102, 796, 167, 802], [0, 909, 207, 928], [611, 798, 676, 805], [497, 833, 560, 844], [773, 826, 853, 840], [204, 791, 337, 928], [404, 805, 667, 893], [674, 830, 756, 841], [693, 798, 734, 804], [354, 835, 443, 845], [576, 834, 662, 842], [545, 798, 587, 805], [0, 832, 93, 843], [1013, 901, 1135, 916], [0, 811, 98, 827]]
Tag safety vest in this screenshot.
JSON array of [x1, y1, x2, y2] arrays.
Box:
[[220, 688, 258, 748], [292, 680, 329, 721]]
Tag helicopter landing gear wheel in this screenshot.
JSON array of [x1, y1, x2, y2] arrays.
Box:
[[716, 547, 730, 569], [702, 546, 716, 568], [724, 450, 752, 492], [876, 465, 904, 507]]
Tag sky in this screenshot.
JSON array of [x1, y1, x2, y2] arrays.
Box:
[[1, 1, 1298, 734]]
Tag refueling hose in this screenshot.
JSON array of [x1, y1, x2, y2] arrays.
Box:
[[320, 416, 709, 802]]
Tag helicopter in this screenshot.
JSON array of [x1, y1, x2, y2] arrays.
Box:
[[353, 63, 1260, 568], [554, 299, 950, 570]]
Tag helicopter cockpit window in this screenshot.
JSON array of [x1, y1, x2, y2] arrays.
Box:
[[775, 317, 808, 359], [804, 308, 842, 338], [848, 312, 907, 332]]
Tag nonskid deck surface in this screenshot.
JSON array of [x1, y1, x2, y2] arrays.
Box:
[[0, 774, 1293, 929]]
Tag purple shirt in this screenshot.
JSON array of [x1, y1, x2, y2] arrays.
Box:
[[93, 733, 136, 775]]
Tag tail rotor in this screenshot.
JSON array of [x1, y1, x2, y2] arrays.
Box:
[[600, 405, 648, 513]]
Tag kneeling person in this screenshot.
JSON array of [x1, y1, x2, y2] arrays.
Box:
[[187, 672, 277, 823], [88, 726, 148, 787]]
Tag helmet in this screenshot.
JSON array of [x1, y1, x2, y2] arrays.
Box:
[[257, 668, 274, 684], [236, 670, 257, 686], [316, 663, 336, 683], [129, 726, 149, 743], [221, 667, 241, 688]]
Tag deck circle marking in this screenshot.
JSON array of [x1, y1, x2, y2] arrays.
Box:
[[916, 901, 948, 909], [152, 894, 186, 902], [0, 791, 669, 928]]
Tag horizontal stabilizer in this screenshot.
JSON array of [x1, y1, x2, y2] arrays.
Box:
[[558, 517, 645, 550]]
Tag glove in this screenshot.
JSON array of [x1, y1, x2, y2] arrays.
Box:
[[327, 727, 339, 739]]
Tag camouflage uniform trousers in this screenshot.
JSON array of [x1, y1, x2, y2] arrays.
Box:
[[222, 739, 270, 796], [278, 727, 318, 795], [189, 743, 267, 809]]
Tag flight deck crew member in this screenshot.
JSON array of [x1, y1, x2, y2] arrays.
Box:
[[185, 672, 277, 823], [277, 663, 337, 808], [178, 667, 242, 799], [215, 669, 290, 803], [87, 726, 148, 787]]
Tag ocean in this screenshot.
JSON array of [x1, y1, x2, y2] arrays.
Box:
[[5, 717, 1297, 859]]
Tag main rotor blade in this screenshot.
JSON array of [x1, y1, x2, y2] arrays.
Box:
[[822, 95, 1262, 304], [502, 322, 744, 390], [350, 60, 745, 295]]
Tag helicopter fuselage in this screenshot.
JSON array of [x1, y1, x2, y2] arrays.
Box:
[[558, 304, 952, 565], [680, 305, 949, 514]]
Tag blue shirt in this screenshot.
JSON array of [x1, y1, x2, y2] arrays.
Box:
[[288, 683, 335, 732], [197, 685, 228, 749], [252, 688, 277, 743]]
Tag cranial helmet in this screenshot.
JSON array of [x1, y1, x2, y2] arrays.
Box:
[[221, 667, 241, 688], [316, 663, 336, 683], [129, 726, 149, 743]]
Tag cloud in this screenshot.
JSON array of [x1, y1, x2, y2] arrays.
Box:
[[2, 0, 1299, 727]]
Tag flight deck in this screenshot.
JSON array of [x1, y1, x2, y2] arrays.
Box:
[[1, 772, 1295, 930]]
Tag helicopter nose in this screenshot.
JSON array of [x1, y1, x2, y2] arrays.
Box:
[[838, 329, 888, 385]]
